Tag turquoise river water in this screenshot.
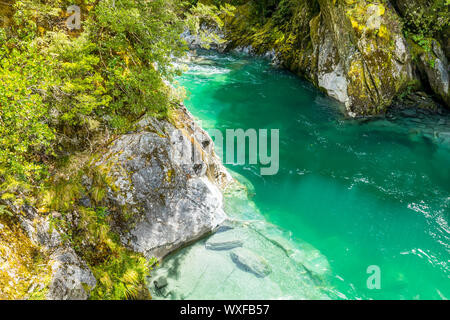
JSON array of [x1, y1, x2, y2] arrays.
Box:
[[152, 50, 450, 300]]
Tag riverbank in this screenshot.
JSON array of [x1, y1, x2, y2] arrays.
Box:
[[188, 0, 449, 117], [151, 49, 450, 299]]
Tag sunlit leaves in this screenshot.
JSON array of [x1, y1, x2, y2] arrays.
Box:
[[0, 45, 56, 183]]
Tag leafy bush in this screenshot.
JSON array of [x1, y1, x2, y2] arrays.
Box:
[[75, 206, 157, 300], [184, 2, 236, 49], [401, 0, 449, 39], [0, 0, 189, 187], [0, 0, 232, 300], [0, 38, 56, 186]]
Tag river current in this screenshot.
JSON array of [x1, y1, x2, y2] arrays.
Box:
[[150, 50, 450, 300]]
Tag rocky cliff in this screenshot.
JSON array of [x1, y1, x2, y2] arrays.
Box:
[[0, 105, 232, 299], [92, 105, 232, 260], [219, 0, 449, 116]]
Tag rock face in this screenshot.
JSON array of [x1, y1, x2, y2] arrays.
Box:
[[205, 229, 244, 250], [94, 105, 232, 260], [182, 27, 228, 52], [314, 1, 415, 116], [46, 247, 97, 300], [19, 206, 96, 300], [230, 247, 272, 278], [390, 0, 450, 58], [224, 0, 449, 116]]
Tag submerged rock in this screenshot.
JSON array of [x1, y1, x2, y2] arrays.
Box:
[[230, 247, 272, 278], [290, 247, 331, 280], [153, 277, 168, 290], [205, 229, 244, 250]]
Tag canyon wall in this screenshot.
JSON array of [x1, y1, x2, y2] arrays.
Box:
[[220, 0, 449, 116]]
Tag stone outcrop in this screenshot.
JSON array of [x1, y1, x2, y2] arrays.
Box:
[[205, 229, 244, 250], [0, 103, 233, 299], [390, 0, 449, 59], [92, 105, 232, 260], [313, 1, 415, 116], [223, 0, 449, 116], [416, 40, 449, 106], [0, 204, 97, 300], [230, 247, 272, 278]]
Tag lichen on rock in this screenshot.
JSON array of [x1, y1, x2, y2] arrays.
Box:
[[92, 105, 232, 260], [0, 204, 96, 300], [221, 0, 448, 116]]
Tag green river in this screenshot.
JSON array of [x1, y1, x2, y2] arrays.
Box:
[[151, 50, 450, 300]]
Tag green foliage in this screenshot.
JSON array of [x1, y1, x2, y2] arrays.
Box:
[[50, 202, 157, 300], [0, 0, 191, 189], [0, 0, 236, 300], [0, 204, 13, 217], [401, 0, 449, 52], [401, 0, 449, 39], [184, 2, 236, 49], [70, 204, 157, 300], [252, 0, 281, 23], [42, 163, 157, 300]]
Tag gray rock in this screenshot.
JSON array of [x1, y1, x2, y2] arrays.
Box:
[[419, 41, 449, 107], [153, 277, 168, 290], [78, 195, 92, 208], [18, 205, 96, 300], [216, 225, 234, 233], [205, 230, 244, 251], [230, 248, 271, 278], [181, 26, 228, 52], [95, 105, 232, 260], [47, 247, 97, 300]]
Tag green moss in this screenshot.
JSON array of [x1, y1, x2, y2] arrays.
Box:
[[90, 248, 157, 300], [225, 0, 317, 74], [0, 215, 52, 300], [36, 152, 156, 300], [166, 169, 175, 183], [68, 206, 157, 300]]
